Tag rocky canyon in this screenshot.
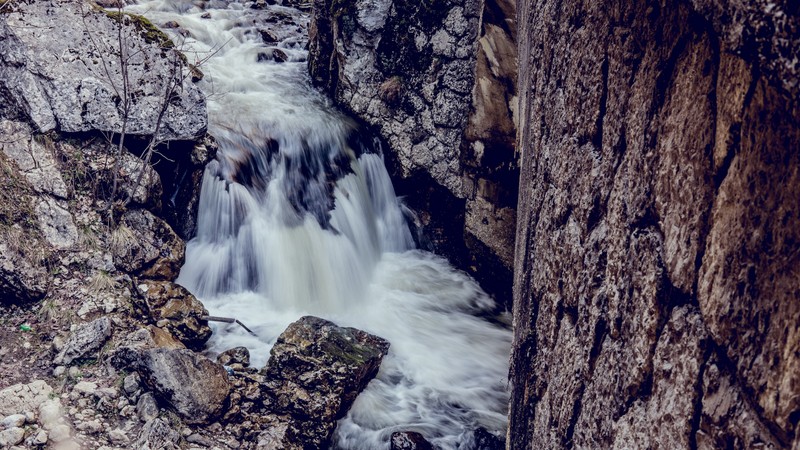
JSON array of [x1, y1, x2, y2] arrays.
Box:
[[0, 0, 797, 449]]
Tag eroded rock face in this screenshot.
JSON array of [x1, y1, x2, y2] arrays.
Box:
[[308, 0, 518, 306], [257, 316, 390, 449], [510, 0, 800, 448], [0, 0, 206, 141]]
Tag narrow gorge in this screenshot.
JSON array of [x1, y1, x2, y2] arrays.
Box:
[[0, 0, 797, 449]]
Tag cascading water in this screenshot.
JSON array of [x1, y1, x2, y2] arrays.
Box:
[[126, 2, 511, 448]]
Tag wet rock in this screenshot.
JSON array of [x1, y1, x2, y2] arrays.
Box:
[[119, 347, 231, 424], [390, 431, 433, 450], [259, 316, 390, 449], [112, 209, 185, 280], [217, 347, 250, 367], [308, 0, 519, 307], [259, 29, 279, 43], [54, 317, 113, 365], [136, 418, 181, 450], [472, 428, 505, 450], [136, 280, 211, 349], [272, 48, 289, 63], [0, 1, 206, 141]]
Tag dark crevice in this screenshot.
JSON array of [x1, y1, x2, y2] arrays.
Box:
[[592, 56, 610, 150], [712, 65, 759, 191], [704, 339, 792, 446], [654, 35, 689, 111], [688, 344, 712, 450], [587, 318, 607, 376], [564, 383, 585, 449]]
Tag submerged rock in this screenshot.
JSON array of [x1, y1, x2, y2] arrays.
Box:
[[390, 431, 433, 450], [258, 316, 390, 449]]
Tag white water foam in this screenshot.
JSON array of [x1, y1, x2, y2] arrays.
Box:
[[126, 2, 511, 448]]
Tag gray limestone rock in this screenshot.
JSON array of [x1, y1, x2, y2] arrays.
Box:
[[120, 347, 231, 424], [0, 1, 206, 141], [54, 317, 113, 366], [136, 418, 181, 450]]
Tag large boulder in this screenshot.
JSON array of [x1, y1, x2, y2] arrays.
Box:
[[257, 316, 390, 449], [0, 0, 206, 141], [136, 280, 212, 350], [115, 347, 231, 424]]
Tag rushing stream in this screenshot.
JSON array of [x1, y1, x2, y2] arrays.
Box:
[[126, 1, 511, 448]]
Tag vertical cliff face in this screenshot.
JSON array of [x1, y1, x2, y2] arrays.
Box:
[[511, 0, 800, 448], [308, 0, 518, 306]]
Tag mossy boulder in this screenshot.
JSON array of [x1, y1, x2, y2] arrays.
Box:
[[259, 316, 389, 449]]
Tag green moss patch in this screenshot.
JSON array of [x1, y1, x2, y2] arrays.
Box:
[[102, 10, 176, 51]]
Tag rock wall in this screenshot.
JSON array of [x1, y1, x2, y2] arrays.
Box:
[[308, 0, 518, 306], [510, 0, 800, 449]]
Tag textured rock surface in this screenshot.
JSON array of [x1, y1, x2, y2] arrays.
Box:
[[116, 347, 231, 425], [54, 316, 113, 365], [257, 316, 390, 449], [135, 417, 181, 450], [510, 0, 800, 448], [308, 0, 518, 306], [0, 0, 206, 141], [390, 431, 433, 450], [136, 280, 211, 350], [0, 381, 53, 417], [112, 209, 186, 280]]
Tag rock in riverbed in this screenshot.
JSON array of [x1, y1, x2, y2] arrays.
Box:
[[256, 316, 390, 449]]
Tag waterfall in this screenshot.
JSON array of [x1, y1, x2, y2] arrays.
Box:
[[127, 2, 511, 448]]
